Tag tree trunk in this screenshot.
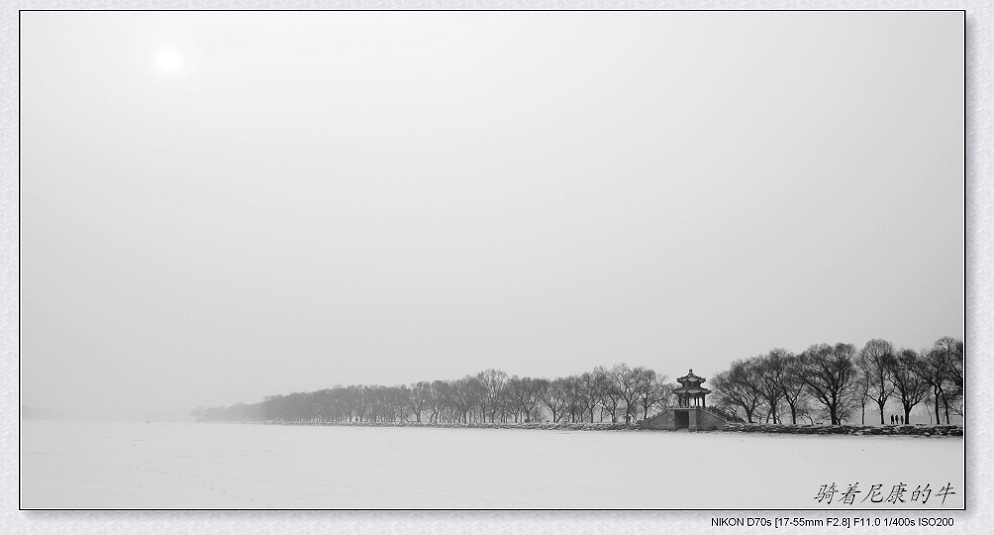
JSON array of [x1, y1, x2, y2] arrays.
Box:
[[933, 391, 941, 426]]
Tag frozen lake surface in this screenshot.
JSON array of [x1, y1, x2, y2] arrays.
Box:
[[21, 421, 964, 509]]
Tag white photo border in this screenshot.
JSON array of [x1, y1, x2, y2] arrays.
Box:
[[2, 1, 989, 534]]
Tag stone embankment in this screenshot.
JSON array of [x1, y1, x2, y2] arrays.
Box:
[[258, 420, 639, 431], [721, 423, 963, 437], [214, 419, 962, 436]]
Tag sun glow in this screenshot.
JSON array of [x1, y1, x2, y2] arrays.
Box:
[[154, 47, 185, 76]]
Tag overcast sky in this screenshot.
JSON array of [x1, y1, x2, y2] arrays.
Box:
[[20, 11, 963, 415]]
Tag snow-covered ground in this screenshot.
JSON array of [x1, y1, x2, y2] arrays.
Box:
[[20, 420, 964, 509]]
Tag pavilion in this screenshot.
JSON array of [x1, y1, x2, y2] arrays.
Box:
[[639, 369, 730, 431], [673, 369, 711, 407]]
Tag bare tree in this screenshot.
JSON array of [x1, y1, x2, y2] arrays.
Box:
[[477, 369, 509, 423], [635, 370, 670, 420], [889, 348, 930, 424], [449, 376, 481, 423], [348, 385, 370, 422], [755, 350, 789, 424], [916, 337, 963, 424], [799, 343, 858, 425], [935, 337, 963, 423], [425, 380, 448, 422], [562, 375, 588, 422], [611, 364, 642, 423], [505, 376, 546, 422], [856, 339, 896, 425], [712, 360, 762, 423], [576, 372, 601, 423], [945, 341, 964, 419], [406, 381, 431, 422], [593, 366, 623, 422], [777, 354, 808, 424], [540, 378, 568, 423]]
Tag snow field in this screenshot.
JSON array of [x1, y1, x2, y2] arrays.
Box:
[[20, 421, 964, 509]]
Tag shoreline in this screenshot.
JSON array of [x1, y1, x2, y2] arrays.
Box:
[[721, 422, 963, 437], [192, 419, 963, 437]]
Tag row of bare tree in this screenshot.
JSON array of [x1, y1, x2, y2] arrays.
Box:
[[194, 364, 674, 424], [710, 337, 963, 426]]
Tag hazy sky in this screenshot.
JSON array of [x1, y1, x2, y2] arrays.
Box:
[[21, 11, 963, 414]]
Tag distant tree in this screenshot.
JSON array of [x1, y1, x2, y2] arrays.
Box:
[[799, 343, 858, 425], [636, 370, 671, 420], [450, 376, 481, 422], [507, 377, 547, 422], [856, 339, 896, 425], [945, 342, 964, 419], [934, 337, 963, 423], [476, 369, 509, 423], [559, 375, 586, 422], [521, 378, 550, 422], [755, 350, 790, 424], [405, 381, 431, 422], [579, 372, 603, 422], [611, 364, 642, 423], [504, 376, 525, 422], [916, 337, 963, 425], [593, 366, 623, 422], [276, 391, 316, 421], [889, 349, 931, 424], [778, 354, 809, 425], [366, 386, 387, 422], [355, 385, 373, 422], [425, 380, 448, 422], [712, 360, 763, 423], [501, 377, 520, 422], [540, 378, 568, 423], [312, 388, 335, 422], [398, 383, 426, 422]]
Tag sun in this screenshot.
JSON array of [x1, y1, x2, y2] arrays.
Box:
[[154, 47, 185, 76]]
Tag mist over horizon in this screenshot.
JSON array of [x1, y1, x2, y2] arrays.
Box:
[[25, 332, 965, 419]]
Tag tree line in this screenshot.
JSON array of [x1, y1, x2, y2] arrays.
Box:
[[195, 336, 963, 427], [194, 364, 673, 425], [709, 337, 963, 426]]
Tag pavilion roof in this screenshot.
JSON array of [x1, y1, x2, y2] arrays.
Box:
[[676, 369, 707, 385]]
